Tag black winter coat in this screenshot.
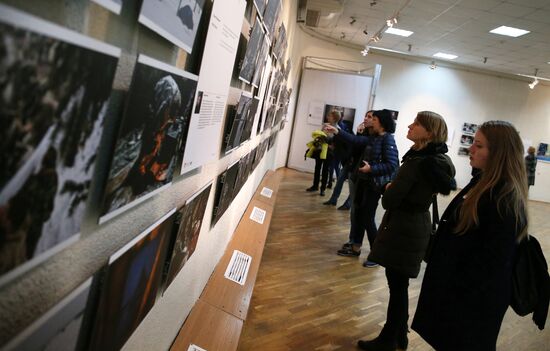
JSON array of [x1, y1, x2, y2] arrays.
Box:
[[367, 143, 456, 278], [412, 175, 524, 351]]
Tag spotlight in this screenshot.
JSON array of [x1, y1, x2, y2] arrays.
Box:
[[370, 1, 377, 6], [363, 29, 369, 35], [386, 19, 393, 27], [429, 61, 437, 70], [340, 32, 346, 39], [350, 16, 356, 25], [361, 46, 370, 56], [529, 78, 539, 89], [372, 35, 380, 42]]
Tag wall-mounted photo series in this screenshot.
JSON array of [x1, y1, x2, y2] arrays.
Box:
[[100, 55, 197, 223], [164, 182, 212, 290], [222, 92, 254, 154], [262, 0, 282, 40], [84, 209, 177, 351], [0, 4, 120, 282], [212, 161, 240, 226], [239, 18, 265, 85], [139, 0, 206, 54], [272, 24, 287, 62], [4, 277, 92, 351], [458, 122, 477, 156], [90, 0, 123, 14]]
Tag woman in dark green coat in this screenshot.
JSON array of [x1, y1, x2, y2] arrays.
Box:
[[358, 111, 456, 351]]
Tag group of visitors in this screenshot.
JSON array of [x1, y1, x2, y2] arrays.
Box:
[[304, 108, 535, 350]]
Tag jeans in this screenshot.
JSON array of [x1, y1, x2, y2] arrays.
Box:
[[349, 182, 380, 248], [328, 164, 349, 203], [383, 268, 410, 339]]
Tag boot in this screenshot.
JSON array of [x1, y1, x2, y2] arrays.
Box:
[[397, 326, 408, 350], [357, 324, 397, 351], [357, 337, 396, 351]]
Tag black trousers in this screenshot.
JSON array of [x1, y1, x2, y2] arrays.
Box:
[[350, 187, 380, 247], [312, 156, 330, 191], [382, 268, 410, 339]]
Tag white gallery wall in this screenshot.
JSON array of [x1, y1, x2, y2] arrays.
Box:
[[291, 27, 550, 203]]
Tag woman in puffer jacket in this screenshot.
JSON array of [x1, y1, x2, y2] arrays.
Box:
[[358, 111, 457, 351]]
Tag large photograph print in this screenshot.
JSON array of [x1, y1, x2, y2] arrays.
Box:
[[165, 183, 212, 289], [101, 55, 197, 220], [239, 19, 265, 84], [87, 209, 176, 351], [0, 5, 119, 280], [323, 104, 356, 130], [139, 0, 206, 54]]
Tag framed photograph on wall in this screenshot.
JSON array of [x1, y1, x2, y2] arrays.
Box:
[[458, 147, 470, 156], [461, 122, 478, 135], [90, 0, 122, 14], [323, 104, 357, 131], [3, 278, 92, 351], [86, 209, 177, 351], [239, 19, 265, 84], [0, 4, 120, 282], [164, 183, 212, 290], [100, 55, 198, 223], [139, 0, 206, 54], [460, 134, 474, 146]]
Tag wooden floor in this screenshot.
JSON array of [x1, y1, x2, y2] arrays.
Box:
[[238, 168, 550, 351]]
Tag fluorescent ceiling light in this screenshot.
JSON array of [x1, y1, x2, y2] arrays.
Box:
[[489, 25, 530, 37], [385, 27, 413, 37], [433, 52, 457, 60]]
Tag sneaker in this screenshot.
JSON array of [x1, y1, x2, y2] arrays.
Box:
[[319, 190, 325, 196], [337, 247, 361, 257], [363, 260, 379, 268], [323, 200, 336, 206], [306, 186, 318, 192], [337, 204, 350, 211]]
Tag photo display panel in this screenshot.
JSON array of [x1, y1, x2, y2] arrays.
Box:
[[272, 24, 287, 61], [139, 0, 207, 54], [90, 0, 123, 14], [164, 183, 212, 289], [180, 0, 246, 174], [239, 19, 265, 84], [86, 209, 177, 351], [212, 161, 240, 225], [223, 92, 253, 154], [100, 55, 198, 222], [262, 0, 281, 40], [4, 278, 92, 351], [0, 4, 120, 282], [253, 0, 267, 19]]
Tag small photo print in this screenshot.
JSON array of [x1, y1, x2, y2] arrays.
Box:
[[462, 122, 478, 135], [460, 134, 474, 146], [194, 91, 203, 114], [458, 147, 470, 156]]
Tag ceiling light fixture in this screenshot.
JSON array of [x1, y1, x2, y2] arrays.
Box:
[[429, 61, 437, 70], [385, 27, 413, 37], [483, 57, 487, 64], [489, 25, 530, 38], [433, 52, 458, 60], [350, 16, 356, 25], [363, 29, 368, 35], [361, 46, 370, 56], [529, 78, 539, 89], [340, 32, 346, 39]]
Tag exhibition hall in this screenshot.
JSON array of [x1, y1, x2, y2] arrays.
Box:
[[0, 0, 549, 350]]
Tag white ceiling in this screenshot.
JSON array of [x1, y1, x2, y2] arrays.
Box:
[[305, 0, 550, 80]]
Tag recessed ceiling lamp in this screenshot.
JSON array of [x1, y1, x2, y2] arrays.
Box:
[[361, 46, 370, 56], [429, 61, 437, 70], [385, 27, 413, 37], [433, 52, 457, 60], [386, 18, 397, 27], [489, 25, 530, 37]]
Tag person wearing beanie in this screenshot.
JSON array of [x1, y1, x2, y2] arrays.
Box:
[[323, 109, 399, 266]]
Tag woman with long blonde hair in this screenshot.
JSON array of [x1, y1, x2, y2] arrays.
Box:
[[413, 120, 528, 351]]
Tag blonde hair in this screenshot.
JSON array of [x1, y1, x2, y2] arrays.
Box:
[[328, 110, 342, 122], [413, 111, 448, 150], [455, 121, 528, 240]]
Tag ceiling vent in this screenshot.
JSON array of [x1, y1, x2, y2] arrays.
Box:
[[298, 0, 344, 28]]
